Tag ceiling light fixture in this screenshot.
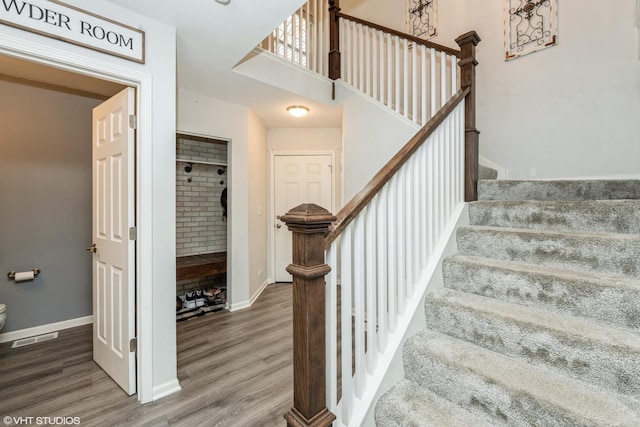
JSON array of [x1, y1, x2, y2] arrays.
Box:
[[214, 0, 231, 5], [287, 105, 309, 118]]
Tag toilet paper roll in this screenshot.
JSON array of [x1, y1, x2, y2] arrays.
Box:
[[14, 271, 35, 282]]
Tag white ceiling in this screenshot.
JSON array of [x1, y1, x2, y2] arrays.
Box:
[[0, 0, 342, 128]]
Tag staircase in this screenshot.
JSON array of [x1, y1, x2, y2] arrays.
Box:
[[375, 179, 640, 426]]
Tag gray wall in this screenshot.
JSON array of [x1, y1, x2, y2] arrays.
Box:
[[0, 77, 101, 333]]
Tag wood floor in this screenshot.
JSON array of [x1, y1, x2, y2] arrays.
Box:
[[0, 283, 293, 427]]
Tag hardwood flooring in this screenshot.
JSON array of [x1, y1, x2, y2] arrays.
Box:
[[0, 283, 293, 427]]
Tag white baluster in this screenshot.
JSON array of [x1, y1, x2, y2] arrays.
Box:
[[353, 216, 365, 399], [396, 167, 406, 314], [373, 30, 379, 102], [403, 40, 409, 120], [340, 226, 353, 423], [358, 24, 364, 92], [394, 36, 400, 114], [387, 175, 397, 332], [441, 50, 447, 105], [376, 186, 388, 351], [421, 44, 427, 124], [365, 204, 377, 373], [430, 47, 436, 117], [387, 33, 393, 111], [412, 41, 418, 124], [365, 26, 371, 97], [326, 244, 338, 412]]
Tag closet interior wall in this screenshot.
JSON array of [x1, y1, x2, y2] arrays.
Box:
[[176, 136, 228, 295]]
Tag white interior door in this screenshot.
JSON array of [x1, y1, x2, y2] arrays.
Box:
[[274, 154, 333, 282], [91, 87, 136, 395]]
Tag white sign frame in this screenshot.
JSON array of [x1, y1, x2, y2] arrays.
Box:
[[0, 0, 145, 63]]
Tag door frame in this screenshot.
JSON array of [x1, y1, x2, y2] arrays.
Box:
[[269, 150, 336, 282], [0, 36, 154, 403]]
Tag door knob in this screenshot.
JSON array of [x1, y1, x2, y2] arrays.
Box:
[[276, 224, 282, 229], [86, 243, 97, 253]]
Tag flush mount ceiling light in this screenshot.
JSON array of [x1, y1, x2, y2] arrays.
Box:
[[287, 105, 309, 118], [214, 0, 231, 5]]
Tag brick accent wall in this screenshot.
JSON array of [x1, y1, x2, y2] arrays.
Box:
[[176, 137, 228, 256]]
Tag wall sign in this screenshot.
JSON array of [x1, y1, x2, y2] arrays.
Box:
[[504, 0, 557, 61], [0, 0, 145, 63], [406, 0, 438, 40]]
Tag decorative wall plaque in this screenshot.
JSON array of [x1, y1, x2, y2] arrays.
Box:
[[406, 0, 438, 40], [505, 0, 557, 61]]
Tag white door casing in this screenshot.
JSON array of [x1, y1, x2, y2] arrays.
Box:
[[273, 154, 333, 282], [92, 87, 136, 395]]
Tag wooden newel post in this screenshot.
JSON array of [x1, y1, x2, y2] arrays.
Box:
[[455, 31, 481, 202], [281, 203, 337, 427], [328, 0, 341, 81]]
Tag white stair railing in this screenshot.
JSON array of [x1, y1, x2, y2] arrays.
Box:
[[338, 14, 460, 126], [268, 3, 481, 426], [262, 0, 330, 76], [323, 91, 467, 426], [261, 3, 461, 128]]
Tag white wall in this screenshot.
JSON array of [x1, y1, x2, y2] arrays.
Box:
[[178, 89, 270, 309], [338, 85, 418, 201], [0, 0, 177, 403], [342, 0, 640, 179], [247, 111, 269, 296]]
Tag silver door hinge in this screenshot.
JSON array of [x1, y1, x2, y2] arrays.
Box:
[[130, 337, 137, 353], [129, 226, 137, 240], [129, 114, 137, 129]]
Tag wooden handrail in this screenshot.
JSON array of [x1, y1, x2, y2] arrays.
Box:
[[324, 86, 470, 248], [336, 12, 461, 58]]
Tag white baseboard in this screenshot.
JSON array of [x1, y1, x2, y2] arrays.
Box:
[[229, 279, 270, 312], [0, 315, 93, 344], [250, 279, 270, 306], [152, 379, 181, 401]]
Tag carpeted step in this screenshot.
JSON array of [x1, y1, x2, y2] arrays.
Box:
[[457, 226, 640, 277], [478, 165, 498, 180], [478, 179, 640, 201], [424, 288, 640, 396], [443, 255, 640, 329], [469, 200, 640, 234], [375, 379, 495, 427], [403, 329, 640, 426]]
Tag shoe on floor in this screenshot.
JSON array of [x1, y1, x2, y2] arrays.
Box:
[[195, 290, 206, 307], [184, 291, 197, 309]]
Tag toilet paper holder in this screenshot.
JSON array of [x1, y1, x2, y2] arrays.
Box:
[[7, 268, 40, 280]]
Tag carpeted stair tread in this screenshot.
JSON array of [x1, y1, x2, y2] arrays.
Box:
[[457, 225, 640, 277], [375, 379, 495, 427], [478, 165, 498, 180], [478, 179, 640, 201], [469, 199, 640, 234], [443, 255, 640, 329], [424, 288, 640, 395], [404, 329, 640, 426]]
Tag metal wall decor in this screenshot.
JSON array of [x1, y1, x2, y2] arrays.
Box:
[[406, 0, 438, 40], [505, 0, 557, 60]]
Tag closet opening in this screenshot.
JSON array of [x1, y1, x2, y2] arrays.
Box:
[[175, 133, 229, 321]]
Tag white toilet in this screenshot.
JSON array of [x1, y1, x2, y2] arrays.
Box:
[[0, 304, 6, 332]]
